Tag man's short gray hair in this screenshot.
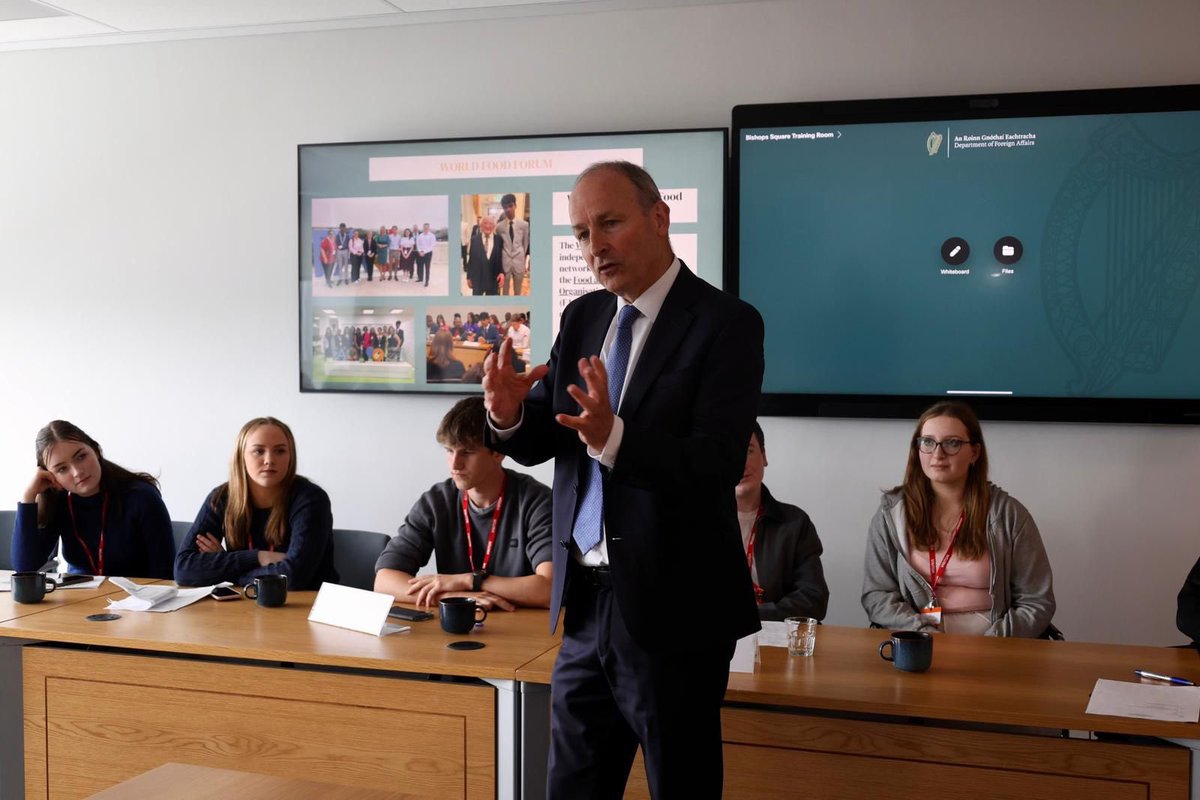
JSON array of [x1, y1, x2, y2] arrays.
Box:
[[575, 161, 662, 211]]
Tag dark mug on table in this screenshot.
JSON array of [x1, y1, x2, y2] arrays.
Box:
[[440, 596, 488, 634], [879, 631, 933, 672], [11, 571, 57, 604], [244, 574, 287, 607]]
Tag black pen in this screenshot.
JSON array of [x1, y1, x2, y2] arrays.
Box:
[[1134, 669, 1196, 686]]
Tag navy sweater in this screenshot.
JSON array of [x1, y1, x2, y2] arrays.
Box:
[[173, 477, 337, 589], [13, 480, 175, 579]]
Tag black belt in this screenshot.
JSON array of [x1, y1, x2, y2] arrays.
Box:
[[576, 566, 612, 589]]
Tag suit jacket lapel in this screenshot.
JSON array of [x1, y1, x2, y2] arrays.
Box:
[[577, 292, 615, 365], [618, 264, 699, 419]]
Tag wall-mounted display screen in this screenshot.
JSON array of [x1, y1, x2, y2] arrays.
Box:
[[298, 129, 726, 394], [732, 85, 1200, 422]]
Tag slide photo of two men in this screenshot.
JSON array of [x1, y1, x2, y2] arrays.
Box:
[[460, 192, 530, 297]]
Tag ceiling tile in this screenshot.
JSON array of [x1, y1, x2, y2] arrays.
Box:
[[48, 0, 400, 32], [0, 0, 65, 22], [0, 14, 113, 41]]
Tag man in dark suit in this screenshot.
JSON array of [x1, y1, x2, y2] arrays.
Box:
[[483, 161, 763, 798], [464, 215, 503, 296]]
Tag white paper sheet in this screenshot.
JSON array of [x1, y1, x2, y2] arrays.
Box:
[[1085, 678, 1200, 723], [105, 577, 215, 612], [307, 582, 410, 636], [730, 631, 759, 673], [756, 620, 791, 648]]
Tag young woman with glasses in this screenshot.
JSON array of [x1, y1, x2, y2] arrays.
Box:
[[861, 401, 1055, 636]]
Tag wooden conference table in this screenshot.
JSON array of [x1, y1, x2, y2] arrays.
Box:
[[518, 627, 1199, 800], [3, 583, 1199, 800], [0, 583, 559, 800]]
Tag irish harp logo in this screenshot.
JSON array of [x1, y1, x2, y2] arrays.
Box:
[[926, 131, 944, 156], [1042, 119, 1200, 395]]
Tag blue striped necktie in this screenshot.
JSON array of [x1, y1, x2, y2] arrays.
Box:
[[571, 304, 640, 554]]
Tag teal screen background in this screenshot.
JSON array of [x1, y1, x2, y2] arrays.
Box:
[[739, 111, 1200, 398]]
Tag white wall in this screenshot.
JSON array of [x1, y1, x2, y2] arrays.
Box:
[[2, 0, 1199, 645]]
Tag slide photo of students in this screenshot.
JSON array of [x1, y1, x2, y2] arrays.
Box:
[[425, 304, 531, 383], [459, 193, 530, 297], [310, 195, 449, 297], [312, 306, 415, 387]]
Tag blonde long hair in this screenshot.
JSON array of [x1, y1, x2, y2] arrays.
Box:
[[896, 401, 990, 560], [214, 417, 297, 550]]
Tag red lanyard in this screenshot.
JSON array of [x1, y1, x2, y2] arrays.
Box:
[[66, 493, 107, 575], [745, 506, 765, 604], [461, 476, 506, 574], [927, 510, 966, 603]]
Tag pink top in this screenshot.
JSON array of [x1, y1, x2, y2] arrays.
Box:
[[907, 536, 992, 614]]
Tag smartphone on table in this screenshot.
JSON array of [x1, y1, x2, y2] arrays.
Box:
[[210, 586, 242, 601], [388, 606, 434, 622]]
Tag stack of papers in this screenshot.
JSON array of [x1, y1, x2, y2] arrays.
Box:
[[106, 577, 217, 613], [1086, 678, 1200, 723]]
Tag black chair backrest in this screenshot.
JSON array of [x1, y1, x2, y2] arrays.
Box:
[[1, 508, 59, 572], [170, 521, 192, 555], [0, 510, 15, 571], [332, 528, 390, 591]]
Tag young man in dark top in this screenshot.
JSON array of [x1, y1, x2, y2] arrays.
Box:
[[737, 420, 829, 621], [374, 396, 553, 610]]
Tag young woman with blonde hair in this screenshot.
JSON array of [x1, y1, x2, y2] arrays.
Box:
[[174, 417, 336, 588]]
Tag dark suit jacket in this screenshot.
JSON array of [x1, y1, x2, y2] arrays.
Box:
[[465, 231, 503, 294], [490, 264, 764, 651]]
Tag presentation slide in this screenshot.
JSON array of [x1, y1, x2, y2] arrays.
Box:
[[299, 130, 725, 394], [739, 109, 1200, 399]]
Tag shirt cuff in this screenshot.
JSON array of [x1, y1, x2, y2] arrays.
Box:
[[590, 415, 624, 468], [488, 405, 524, 441]]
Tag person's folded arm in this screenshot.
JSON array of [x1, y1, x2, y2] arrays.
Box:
[[173, 492, 258, 586], [238, 486, 333, 589], [478, 561, 552, 608]]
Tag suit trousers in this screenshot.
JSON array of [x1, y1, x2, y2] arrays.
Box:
[[547, 563, 733, 800]]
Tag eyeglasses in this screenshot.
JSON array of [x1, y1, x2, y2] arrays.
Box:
[[914, 436, 973, 455]]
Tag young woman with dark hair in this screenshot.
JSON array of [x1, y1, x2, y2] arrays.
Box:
[[14, 420, 175, 578], [174, 417, 336, 589]]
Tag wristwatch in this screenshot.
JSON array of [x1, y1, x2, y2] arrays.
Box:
[[471, 570, 487, 592]]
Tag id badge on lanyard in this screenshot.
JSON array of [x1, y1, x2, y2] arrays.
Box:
[[922, 510, 965, 629], [920, 605, 943, 627]]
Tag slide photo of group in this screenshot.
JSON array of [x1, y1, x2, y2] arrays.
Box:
[[310, 195, 449, 297], [311, 306, 416, 388], [425, 305, 532, 384], [459, 192, 531, 297]]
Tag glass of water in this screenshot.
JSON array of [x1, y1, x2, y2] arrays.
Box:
[[785, 616, 817, 657]]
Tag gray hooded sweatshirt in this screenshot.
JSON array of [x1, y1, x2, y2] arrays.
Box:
[[861, 483, 1055, 637]]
